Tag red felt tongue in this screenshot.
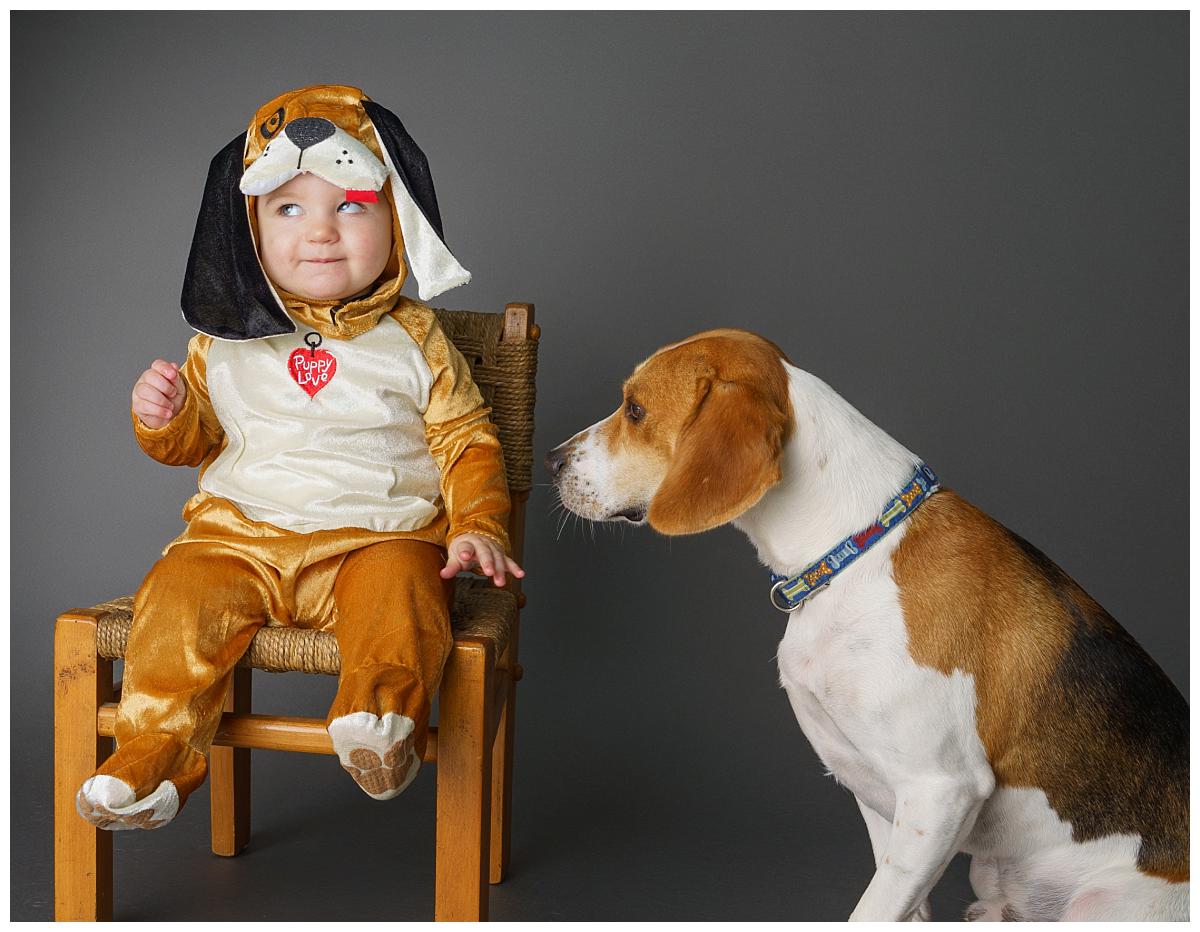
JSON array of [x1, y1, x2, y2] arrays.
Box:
[[287, 347, 337, 398]]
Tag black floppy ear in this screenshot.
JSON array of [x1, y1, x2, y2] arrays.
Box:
[[180, 133, 295, 341], [361, 100, 445, 241]]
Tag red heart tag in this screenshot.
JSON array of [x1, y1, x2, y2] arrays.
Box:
[[287, 347, 337, 398]]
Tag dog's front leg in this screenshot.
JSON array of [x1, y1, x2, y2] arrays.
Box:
[[848, 778, 988, 922], [856, 798, 931, 921]]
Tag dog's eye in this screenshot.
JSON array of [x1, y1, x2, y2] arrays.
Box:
[[626, 401, 645, 423]]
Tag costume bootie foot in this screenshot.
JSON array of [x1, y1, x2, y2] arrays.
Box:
[[328, 711, 420, 800], [75, 733, 207, 831], [76, 775, 178, 830]]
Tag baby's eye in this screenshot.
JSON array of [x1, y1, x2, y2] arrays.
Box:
[[337, 201, 366, 213], [278, 203, 302, 217]]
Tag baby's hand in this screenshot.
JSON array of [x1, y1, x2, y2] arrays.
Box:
[[440, 534, 525, 587], [132, 359, 187, 429]]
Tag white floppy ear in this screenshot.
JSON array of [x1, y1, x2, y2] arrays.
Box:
[[371, 125, 471, 301]]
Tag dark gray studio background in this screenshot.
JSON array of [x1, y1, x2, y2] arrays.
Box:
[[12, 12, 1187, 922]]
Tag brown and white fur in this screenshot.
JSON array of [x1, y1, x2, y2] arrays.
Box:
[[546, 329, 1189, 921]]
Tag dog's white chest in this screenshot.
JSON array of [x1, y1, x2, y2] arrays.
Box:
[[774, 539, 989, 819], [777, 589, 902, 816]]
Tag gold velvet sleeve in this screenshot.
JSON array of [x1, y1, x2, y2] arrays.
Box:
[[395, 307, 512, 553], [131, 333, 224, 467]]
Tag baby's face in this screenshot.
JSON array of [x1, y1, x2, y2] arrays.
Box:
[[255, 172, 393, 301]]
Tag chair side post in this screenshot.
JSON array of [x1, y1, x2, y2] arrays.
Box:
[[489, 490, 526, 885], [490, 303, 535, 885], [210, 665, 253, 856], [435, 640, 495, 920], [54, 611, 114, 921]]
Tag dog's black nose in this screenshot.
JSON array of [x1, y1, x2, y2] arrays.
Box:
[[545, 445, 570, 478], [284, 117, 337, 151]]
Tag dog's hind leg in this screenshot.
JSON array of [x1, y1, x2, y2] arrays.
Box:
[[962, 856, 1007, 921]]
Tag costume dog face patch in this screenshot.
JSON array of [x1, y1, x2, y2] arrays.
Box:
[[240, 117, 389, 199]]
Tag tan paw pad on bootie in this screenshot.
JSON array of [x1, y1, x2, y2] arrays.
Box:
[[75, 774, 179, 831], [328, 711, 420, 800], [343, 737, 417, 798]]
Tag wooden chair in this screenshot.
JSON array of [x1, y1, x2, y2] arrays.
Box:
[[53, 303, 538, 922]]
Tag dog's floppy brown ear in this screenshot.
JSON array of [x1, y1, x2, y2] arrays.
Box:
[[181, 133, 295, 340], [648, 375, 790, 536]]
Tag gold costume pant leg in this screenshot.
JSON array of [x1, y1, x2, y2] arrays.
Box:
[[321, 539, 454, 799], [76, 542, 281, 828]]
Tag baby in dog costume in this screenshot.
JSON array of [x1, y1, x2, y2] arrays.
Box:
[[76, 84, 522, 830]]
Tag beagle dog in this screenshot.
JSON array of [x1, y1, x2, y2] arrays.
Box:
[[546, 329, 1188, 921]]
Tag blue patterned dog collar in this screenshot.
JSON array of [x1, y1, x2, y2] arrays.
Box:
[[768, 463, 941, 613]]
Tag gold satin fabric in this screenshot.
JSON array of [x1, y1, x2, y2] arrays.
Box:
[[98, 497, 454, 809]]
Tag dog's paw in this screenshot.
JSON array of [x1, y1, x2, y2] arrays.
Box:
[[964, 899, 1011, 921]]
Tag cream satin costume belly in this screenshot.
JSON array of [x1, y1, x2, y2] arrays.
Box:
[[202, 314, 444, 534], [76, 85, 510, 831]]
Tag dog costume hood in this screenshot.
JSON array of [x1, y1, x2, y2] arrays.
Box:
[[182, 84, 471, 342]]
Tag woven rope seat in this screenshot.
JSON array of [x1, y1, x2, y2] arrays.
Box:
[[91, 578, 516, 676]]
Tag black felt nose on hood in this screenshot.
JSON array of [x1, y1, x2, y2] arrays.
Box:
[[284, 117, 337, 151]]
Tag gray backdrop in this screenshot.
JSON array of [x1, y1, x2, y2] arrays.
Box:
[[12, 11, 1187, 921]]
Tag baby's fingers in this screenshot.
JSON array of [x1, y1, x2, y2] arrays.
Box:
[[490, 552, 529, 588], [139, 368, 178, 400], [455, 541, 477, 566], [473, 541, 516, 586], [477, 545, 496, 580], [133, 383, 175, 421], [438, 555, 460, 579], [150, 359, 180, 382], [440, 541, 475, 580]]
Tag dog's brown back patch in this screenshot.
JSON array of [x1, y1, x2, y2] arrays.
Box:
[[892, 490, 1188, 882]]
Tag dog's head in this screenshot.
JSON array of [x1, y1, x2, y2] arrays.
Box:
[[548, 329, 794, 535]]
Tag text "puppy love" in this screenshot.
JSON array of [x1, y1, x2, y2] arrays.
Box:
[[287, 348, 338, 398]]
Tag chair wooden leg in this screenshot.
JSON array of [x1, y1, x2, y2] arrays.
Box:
[[435, 642, 494, 921], [488, 663, 516, 885], [54, 612, 114, 921], [210, 666, 252, 857]]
